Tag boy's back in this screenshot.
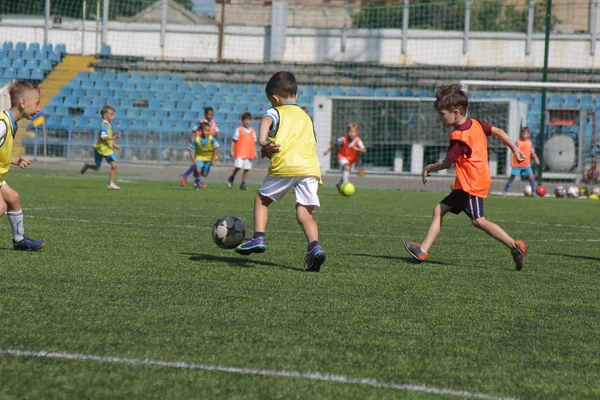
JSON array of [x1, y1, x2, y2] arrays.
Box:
[[266, 103, 320, 179]]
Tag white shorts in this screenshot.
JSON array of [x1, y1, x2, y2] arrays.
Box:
[[338, 157, 355, 170], [234, 158, 253, 170], [259, 176, 320, 209]]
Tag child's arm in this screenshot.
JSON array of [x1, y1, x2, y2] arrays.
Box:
[[102, 133, 121, 141], [230, 140, 236, 159], [491, 127, 525, 163], [11, 156, 32, 169], [259, 116, 280, 159], [188, 133, 196, 164], [212, 148, 219, 164], [354, 146, 367, 153], [422, 156, 453, 184], [532, 151, 540, 165], [323, 142, 335, 155], [113, 143, 121, 150]]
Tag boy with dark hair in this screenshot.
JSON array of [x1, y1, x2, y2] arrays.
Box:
[[235, 71, 326, 272], [403, 84, 529, 270], [81, 105, 121, 190], [188, 121, 219, 190], [227, 112, 256, 191], [0, 80, 46, 250]]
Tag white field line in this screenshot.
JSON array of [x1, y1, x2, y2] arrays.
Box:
[[0, 349, 518, 400], [23, 215, 600, 242]]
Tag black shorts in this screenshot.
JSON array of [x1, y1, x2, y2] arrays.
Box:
[[441, 190, 484, 220]]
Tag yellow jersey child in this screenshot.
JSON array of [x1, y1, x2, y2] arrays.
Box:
[[188, 122, 219, 190], [0, 80, 46, 250], [235, 71, 325, 272]]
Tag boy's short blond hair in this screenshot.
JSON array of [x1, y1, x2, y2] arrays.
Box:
[[346, 123, 359, 132], [9, 80, 39, 108], [434, 84, 468, 115]]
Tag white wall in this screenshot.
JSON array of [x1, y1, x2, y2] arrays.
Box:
[[1, 17, 599, 69]]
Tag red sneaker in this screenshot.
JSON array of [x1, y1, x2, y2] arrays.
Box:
[[403, 240, 429, 263], [179, 175, 187, 187], [200, 183, 207, 189]]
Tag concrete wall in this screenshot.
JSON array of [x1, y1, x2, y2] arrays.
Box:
[[1, 17, 599, 69]]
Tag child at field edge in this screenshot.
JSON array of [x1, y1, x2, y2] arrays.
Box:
[[227, 112, 257, 191], [403, 84, 529, 270], [323, 123, 366, 191], [179, 106, 220, 187], [81, 105, 121, 190], [503, 127, 540, 196], [234, 71, 326, 272], [188, 122, 219, 190], [0, 80, 46, 250]]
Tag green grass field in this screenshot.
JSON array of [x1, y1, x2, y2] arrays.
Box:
[[1, 171, 599, 399]]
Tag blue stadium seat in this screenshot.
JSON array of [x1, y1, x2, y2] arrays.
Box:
[[81, 80, 94, 89], [580, 95, 593, 110], [8, 49, 21, 61], [472, 92, 488, 99], [248, 104, 263, 115], [60, 116, 74, 129], [359, 88, 373, 96], [232, 104, 248, 114], [28, 43, 40, 53], [84, 107, 98, 117], [114, 119, 130, 129], [99, 44, 111, 57], [176, 83, 189, 93], [54, 105, 68, 116], [191, 100, 204, 110], [205, 83, 218, 93], [31, 68, 45, 81], [125, 108, 139, 118], [157, 75, 170, 83], [15, 42, 26, 53], [87, 117, 102, 129], [17, 69, 31, 79], [149, 82, 162, 92], [55, 44, 67, 56], [147, 119, 162, 132], [131, 119, 146, 131], [102, 72, 116, 81], [72, 87, 85, 98], [330, 88, 344, 96], [91, 97, 105, 108], [11, 59, 24, 69], [0, 59, 9, 69], [148, 99, 161, 110], [547, 94, 563, 108], [191, 83, 204, 94], [46, 116, 62, 129], [417, 90, 433, 97], [108, 80, 122, 90], [164, 82, 177, 92], [140, 109, 154, 119], [43, 105, 55, 115], [78, 98, 93, 107], [130, 73, 143, 82], [240, 94, 253, 103], [345, 88, 358, 96], [173, 121, 189, 132], [24, 59, 38, 69], [39, 59, 52, 71], [117, 72, 129, 82], [247, 85, 261, 95], [95, 80, 109, 90], [302, 87, 315, 97], [42, 43, 53, 54], [373, 88, 387, 97], [563, 94, 578, 109], [73, 117, 88, 129], [490, 92, 503, 99], [232, 84, 245, 93], [136, 82, 150, 91], [47, 51, 61, 63], [2, 42, 13, 52], [316, 87, 329, 96], [155, 110, 168, 120], [121, 81, 136, 91]]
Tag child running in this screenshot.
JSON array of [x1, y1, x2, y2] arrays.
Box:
[[188, 122, 219, 190], [0, 80, 46, 250], [323, 123, 366, 191], [403, 84, 529, 270], [234, 71, 325, 272], [503, 127, 540, 196]]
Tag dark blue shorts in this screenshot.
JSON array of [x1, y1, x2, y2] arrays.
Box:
[[94, 151, 117, 168], [441, 190, 484, 220]]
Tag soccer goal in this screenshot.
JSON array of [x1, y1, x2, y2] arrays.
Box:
[[313, 94, 526, 191], [461, 80, 600, 183]]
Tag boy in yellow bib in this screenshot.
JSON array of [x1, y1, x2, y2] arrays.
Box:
[[80, 105, 121, 190], [188, 122, 219, 190], [0, 80, 46, 250], [235, 71, 325, 272]]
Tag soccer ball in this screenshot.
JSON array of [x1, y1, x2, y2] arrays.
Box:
[[535, 185, 547, 197], [523, 185, 533, 196], [554, 186, 566, 198], [567, 186, 579, 198], [589, 194, 599, 200], [341, 182, 356, 196], [211, 216, 246, 249]]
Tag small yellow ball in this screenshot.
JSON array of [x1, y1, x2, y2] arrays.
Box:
[[340, 182, 356, 196]]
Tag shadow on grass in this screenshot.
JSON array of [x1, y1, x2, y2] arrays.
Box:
[[543, 252, 600, 262], [350, 252, 452, 266], [181, 252, 304, 271]]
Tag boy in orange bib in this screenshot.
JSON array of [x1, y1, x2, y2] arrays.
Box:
[[227, 112, 257, 191], [503, 127, 540, 196], [403, 84, 529, 271], [324, 123, 366, 192]]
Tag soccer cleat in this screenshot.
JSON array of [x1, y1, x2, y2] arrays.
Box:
[[305, 245, 326, 272], [402, 240, 429, 263], [80, 163, 90, 174], [193, 184, 201, 190], [107, 182, 120, 190], [235, 236, 266, 255], [511, 241, 528, 271], [336, 183, 342, 193], [240, 182, 248, 191], [227, 177, 233, 189], [13, 236, 46, 251], [179, 174, 187, 187]]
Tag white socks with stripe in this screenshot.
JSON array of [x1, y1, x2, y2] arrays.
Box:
[[7, 210, 24, 242], [342, 170, 350, 183]]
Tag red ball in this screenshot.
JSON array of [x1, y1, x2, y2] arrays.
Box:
[[536, 185, 547, 197]]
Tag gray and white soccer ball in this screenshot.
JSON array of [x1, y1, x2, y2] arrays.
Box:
[[554, 186, 567, 198], [524, 184, 533, 196], [211, 215, 246, 249]]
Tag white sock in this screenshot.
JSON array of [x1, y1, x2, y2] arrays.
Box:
[[342, 170, 350, 183], [7, 210, 24, 242]]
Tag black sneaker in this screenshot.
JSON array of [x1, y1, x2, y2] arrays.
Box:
[[227, 176, 233, 189], [240, 182, 248, 191]]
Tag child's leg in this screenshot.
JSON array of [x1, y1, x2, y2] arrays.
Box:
[[181, 164, 196, 179], [339, 164, 351, 185], [194, 168, 202, 186], [296, 204, 318, 243], [1, 183, 45, 248], [109, 161, 118, 183], [230, 167, 240, 179], [503, 175, 516, 194], [420, 203, 452, 253], [471, 218, 516, 249], [254, 193, 272, 234], [241, 169, 249, 183], [527, 173, 536, 193]]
